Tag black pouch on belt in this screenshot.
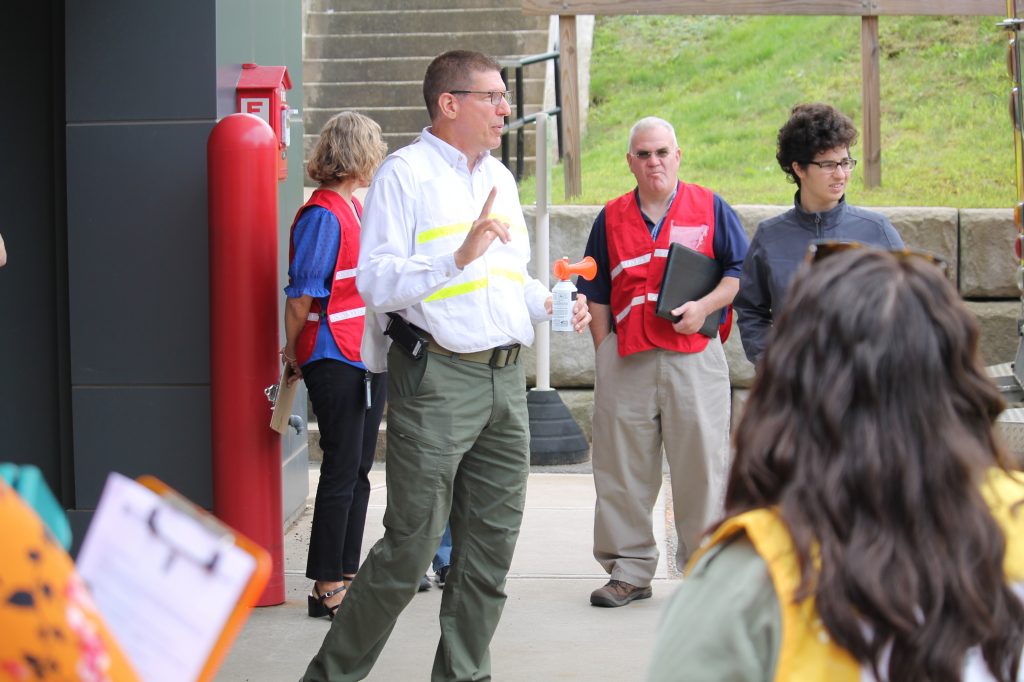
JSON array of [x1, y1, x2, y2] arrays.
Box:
[[384, 312, 428, 359]]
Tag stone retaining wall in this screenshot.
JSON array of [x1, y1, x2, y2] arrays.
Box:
[[522, 205, 1020, 437]]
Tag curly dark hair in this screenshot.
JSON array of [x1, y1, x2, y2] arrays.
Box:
[[727, 248, 1024, 681], [776, 103, 858, 186]]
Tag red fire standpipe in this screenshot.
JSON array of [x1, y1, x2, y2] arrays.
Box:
[[208, 113, 284, 606]]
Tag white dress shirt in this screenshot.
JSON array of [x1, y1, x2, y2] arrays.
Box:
[[356, 128, 550, 372]]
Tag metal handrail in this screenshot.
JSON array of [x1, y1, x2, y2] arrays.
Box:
[[498, 50, 563, 181]]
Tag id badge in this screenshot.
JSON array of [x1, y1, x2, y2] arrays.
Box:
[[669, 222, 710, 251]]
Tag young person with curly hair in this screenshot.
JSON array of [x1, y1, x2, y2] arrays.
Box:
[[648, 246, 1024, 682], [733, 103, 903, 365]]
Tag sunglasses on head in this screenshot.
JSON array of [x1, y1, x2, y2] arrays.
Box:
[[804, 240, 949, 274]]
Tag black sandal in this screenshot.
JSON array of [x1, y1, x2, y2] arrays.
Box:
[[307, 583, 346, 620]]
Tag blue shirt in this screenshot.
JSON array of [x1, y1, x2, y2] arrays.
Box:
[[577, 185, 749, 312], [285, 205, 365, 369]]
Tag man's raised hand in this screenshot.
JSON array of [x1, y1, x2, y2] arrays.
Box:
[[454, 186, 510, 269]]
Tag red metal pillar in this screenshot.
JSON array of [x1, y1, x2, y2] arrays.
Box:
[[207, 113, 284, 606]]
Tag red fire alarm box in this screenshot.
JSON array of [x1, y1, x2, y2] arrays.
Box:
[[236, 63, 294, 180]]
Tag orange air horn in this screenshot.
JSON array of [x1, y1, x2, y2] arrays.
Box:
[[552, 256, 597, 281]]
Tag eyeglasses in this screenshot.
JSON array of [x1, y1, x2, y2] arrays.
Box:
[[630, 148, 674, 160], [804, 158, 858, 172], [449, 90, 513, 106], [805, 239, 948, 274]]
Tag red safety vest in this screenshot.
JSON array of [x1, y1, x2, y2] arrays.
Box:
[[606, 183, 727, 357], [287, 189, 365, 365]]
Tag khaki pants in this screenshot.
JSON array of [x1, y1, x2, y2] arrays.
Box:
[[303, 344, 530, 682], [591, 333, 731, 586]]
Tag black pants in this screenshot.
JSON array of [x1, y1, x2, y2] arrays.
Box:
[[303, 359, 387, 580]]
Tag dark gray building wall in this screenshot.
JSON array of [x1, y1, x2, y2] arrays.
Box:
[[1, 2, 71, 503], [65, 2, 216, 525], [2, 0, 306, 545]]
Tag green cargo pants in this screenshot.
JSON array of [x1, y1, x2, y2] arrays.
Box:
[[303, 343, 530, 682]]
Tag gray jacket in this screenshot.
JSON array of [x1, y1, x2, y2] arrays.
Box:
[[734, 193, 903, 364]]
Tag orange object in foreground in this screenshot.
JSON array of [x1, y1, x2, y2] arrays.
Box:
[[0, 480, 141, 681], [552, 255, 597, 281]]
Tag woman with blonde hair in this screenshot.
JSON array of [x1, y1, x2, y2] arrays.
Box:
[[648, 246, 1024, 681], [281, 111, 387, 620]]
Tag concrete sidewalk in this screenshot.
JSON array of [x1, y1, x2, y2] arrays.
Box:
[[217, 464, 681, 681]]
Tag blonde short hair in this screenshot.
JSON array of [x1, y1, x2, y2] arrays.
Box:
[[306, 111, 387, 184]]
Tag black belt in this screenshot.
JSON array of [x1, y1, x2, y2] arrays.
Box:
[[424, 337, 521, 368]]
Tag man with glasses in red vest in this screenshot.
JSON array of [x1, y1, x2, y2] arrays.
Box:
[[578, 116, 748, 608]]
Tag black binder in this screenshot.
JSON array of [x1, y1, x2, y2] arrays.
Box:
[[654, 242, 722, 338]]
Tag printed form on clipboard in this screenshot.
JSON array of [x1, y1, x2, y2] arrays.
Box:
[[76, 472, 270, 682]]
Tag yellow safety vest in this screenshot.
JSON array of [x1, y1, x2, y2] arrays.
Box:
[[691, 468, 1024, 680]]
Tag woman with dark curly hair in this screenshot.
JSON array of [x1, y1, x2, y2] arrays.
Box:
[[647, 246, 1024, 682], [733, 103, 903, 365], [281, 111, 388, 620]]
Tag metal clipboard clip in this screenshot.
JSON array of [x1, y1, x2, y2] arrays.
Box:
[[144, 498, 234, 574]]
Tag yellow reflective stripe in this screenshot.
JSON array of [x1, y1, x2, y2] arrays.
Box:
[[423, 266, 524, 303], [490, 267, 524, 284], [424, 277, 489, 302], [416, 216, 527, 245], [418, 222, 471, 244], [491, 213, 527, 230]]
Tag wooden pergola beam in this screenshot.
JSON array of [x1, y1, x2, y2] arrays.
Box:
[[523, 1, 1003, 17], [559, 16, 582, 198], [525, 0, 1004, 197], [861, 16, 882, 188]]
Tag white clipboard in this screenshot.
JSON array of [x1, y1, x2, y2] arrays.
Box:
[[76, 473, 270, 682]]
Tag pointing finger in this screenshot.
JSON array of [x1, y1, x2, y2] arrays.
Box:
[[478, 186, 498, 221]]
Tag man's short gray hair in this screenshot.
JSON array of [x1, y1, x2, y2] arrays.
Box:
[[628, 116, 678, 152]]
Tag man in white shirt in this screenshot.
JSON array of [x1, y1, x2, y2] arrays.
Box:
[[302, 50, 591, 682]]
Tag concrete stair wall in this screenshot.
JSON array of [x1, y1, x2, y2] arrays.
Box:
[[303, 2, 550, 181]]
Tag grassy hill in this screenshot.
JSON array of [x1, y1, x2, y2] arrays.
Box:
[[519, 14, 1012, 208]]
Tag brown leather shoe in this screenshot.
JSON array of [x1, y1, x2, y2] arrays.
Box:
[[590, 579, 652, 607]]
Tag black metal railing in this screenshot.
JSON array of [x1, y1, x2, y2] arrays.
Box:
[[499, 50, 564, 181]]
